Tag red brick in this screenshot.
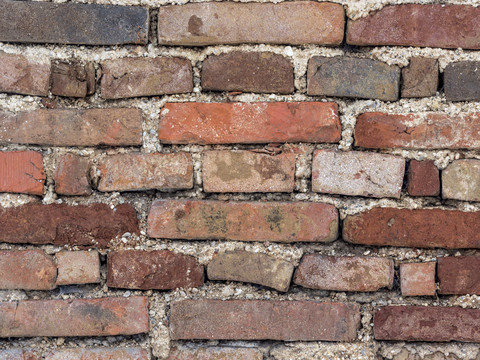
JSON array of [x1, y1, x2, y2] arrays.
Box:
[[168, 347, 263, 360], [97, 153, 193, 192], [347, 4, 480, 49], [107, 250, 204, 290], [158, 2, 344, 46], [355, 112, 480, 149], [170, 300, 360, 341], [56, 251, 100, 285], [0, 108, 142, 146], [407, 160, 440, 196], [0, 349, 40, 360], [0, 203, 139, 248], [400, 262, 436, 296], [343, 208, 480, 248], [438, 256, 480, 295], [158, 102, 341, 144], [51, 61, 95, 97], [0, 151, 45, 195], [54, 154, 92, 196], [147, 200, 338, 243], [44, 348, 149, 360]]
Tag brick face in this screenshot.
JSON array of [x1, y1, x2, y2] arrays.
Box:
[[444, 62, 480, 101], [442, 159, 480, 201], [168, 347, 263, 360], [400, 262, 436, 297], [56, 251, 101, 285], [54, 154, 92, 196], [45, 348, 149, 360], [401, 57, 438, 98], [0, 151, 45, 195], [407, 160, 440, 197], [51, 61, 95, 98], [438, 256, 480, 295]]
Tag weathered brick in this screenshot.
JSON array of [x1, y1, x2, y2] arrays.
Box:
[[442, 159, 480, 201], [400, 262, 436, 297], [107, 250, 204, 290], [97, 153, 193, 192], [0, 349, 40, 360], [0, 52, 50, 96], [374, 306, 480, 341], [201, 52, 294, 94], [438, 256, 480, 295], [0, 203, 139, 248], [170, 300, 360, 341], [401, 57, 438, 98], [0, 151, 45, 195], [54, 154, 92, 196], [0, 108, 142, 146], [312, 150, 405, 198], [294, 255, 394, 292], [355, 112, 480, 149], [307, 57, 400, 101], [207, 250, 294, 292], [158, 102, 341, 144], [168, 347, 263, 360], [0, 250, 56, 290], [347, 4, 480, 49], [445, 62, 480, 101], [0, 296, 148, 337], [51, 61, 95, 97], [343, 208, 480, 248], [45, 348, 149, 360], [0, 1, 148, 45], [100, 57, 193, 99], [56, 251, 100, 285], [407, 160, 440, 197], [392, 350, 460, 360], [148, 200, 338, 243], [157, 2, 344, 46], [203, 150, 295, 193]]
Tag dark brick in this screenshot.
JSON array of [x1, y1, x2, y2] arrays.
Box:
[[51, 61, 95, 97], [54, 154, 92, 196], [445, 61, 480, 101], [401, 57, 438, 98], [407, 160, 440, 196], [438, 256, 480, 295]]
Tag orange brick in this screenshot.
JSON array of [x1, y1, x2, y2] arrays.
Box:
[[400, 262, 436, 296], [0, 151, 45, 195]]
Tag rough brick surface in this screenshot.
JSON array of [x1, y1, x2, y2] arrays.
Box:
[[312, 150, 405, 198], [442, 159, 480, 201], [401, 57, 438, 98], [51, 61, 95, 97], [201, 52, 294, 94], [54, 154, 92, 196], [170, 300, 360, 341], [158, 102, 341, 144], [56, 251, 100, 285], [0, 151, 45, 195], [407, 160, 440, 197], [400, 262, 436, 296], [0, 349, 40, 360], [168, 347, 263, 360], [45, 348, 149, 360], [157, 2, 344, 46], [438, 256, 480, 295], [392, 350, 460, 360], [148, 200, 338, 243], [444, 61, 480, 101]]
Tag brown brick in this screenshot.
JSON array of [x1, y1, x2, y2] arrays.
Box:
[[374, 306, 480, 341], [54, 154, 92, 196], [0, 250, 56, 290], [0, 52, 50, 96], [0, 151, 45, 195], [407, 160, 440, 197], [170, 300, 360, 341], [0, 296, 148, 337], [442, 159, 480, 201], [400, 262, 436, 296], [148, 200, 338, 243], [294, 255, 393, 292], [0, 108, 142, 146], [343, 208, 480, 249], [445, 61, 480, 101], [347, 4, 480, 49], [355, 112, 480, 149], [438, 256, 480, 295], [45, 348, 149, 360], [158, 102, 341, 144], [56, 251, 100, 285], [0, 203, 139, 248], [201, 52, 294, 94], [168, 347, 263, 360], [207, 250, 294, 292], [0, 349, 40, 360], [401, 57, 438, 98], [158, 2, 344, 46], [51, 61, 95, 97], [107, 250, 204, 290], [100, 57, 193, 99], [97, 153, 193, 192], [312, 150, 405, 198]]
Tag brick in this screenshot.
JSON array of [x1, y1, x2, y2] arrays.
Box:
[[442, 159, 480, 201], [307, 57, 400, 101], [0, 151, 45, 195], [0, 108, 142, 146], [294, 255, 393, 292], [0, 52, 50, 96], [0, 1, 148, 45], [107, 250, 204, 290], [168, 347, 263, 360], [0, 296, 148, 337], [203, 150, 295, 193], [312, 150, 404, 198], [51, 61, 95, 97], [97, 153, 193, 192], [401, 57, 438, 98], [407, 160, 440, 197], [148, 200, 338, 243], [207, 250, 294, 292], [158, 102, 341, 144], [347, 4, 480, 49], [400, 262, 436, 296], [355, 112, 480, 149], [374, 306, 480, 342], [56, 251, 100, 285], [157, 2, 344, 46], [445, 62, 480, 101], [201, 52, 294, 94], [170, 300, 360, 341], [45, 348, 149, 360], [438, 256, 480, 295], [0, 350, 40, 360], [0, 250, 56, 290], [393, 350, 460, 360], [54, 154, 92, 196], [100, 57, 193, 99], [0, 203, 139, 248], [343, 208, 480, 248]]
